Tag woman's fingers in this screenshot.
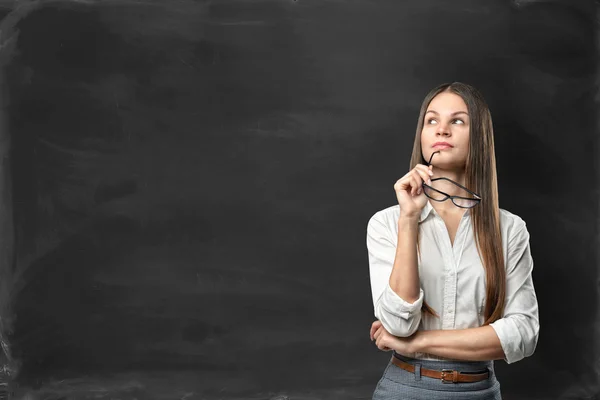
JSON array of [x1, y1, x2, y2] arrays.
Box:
[[397, 165, 433, 193], [394, 164, 435, 210], [370, 320, 382, 340], [415, 164, 434, 185], [412, 167, 431, 187], [410, 172, 426, 195], [393, 178, 405, 192], [409, 176, 419, 196], [373, 326, 383, 341], [375, 331, 390, 351], [416, 164, 434, 176], [395, 175, 414, 195], [373, 325, 393, 351]]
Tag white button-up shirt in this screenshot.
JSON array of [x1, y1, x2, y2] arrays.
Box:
[[366, 199, 540, 364]]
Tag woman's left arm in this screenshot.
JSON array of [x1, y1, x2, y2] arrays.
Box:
[[487, 221, 540, 363], [375, 220, 540, 363]]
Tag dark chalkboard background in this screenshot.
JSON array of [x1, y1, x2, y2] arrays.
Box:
[[0, 0, 597, 399]]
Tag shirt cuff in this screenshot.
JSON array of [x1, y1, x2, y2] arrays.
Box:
[[381, 283, 424, 320], [489, 318, 523, 364]]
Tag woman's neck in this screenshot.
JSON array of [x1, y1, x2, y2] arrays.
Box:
[[430, 201, 468, 217], [430, 167, 467, 196], [430, 164, 466, 181]]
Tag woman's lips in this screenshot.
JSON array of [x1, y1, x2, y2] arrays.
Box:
[[432, 143, 453, 149]]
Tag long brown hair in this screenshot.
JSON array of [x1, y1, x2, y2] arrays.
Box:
[[409, 82, 505, 325]]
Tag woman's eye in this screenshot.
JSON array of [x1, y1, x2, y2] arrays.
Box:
[[427, 119, 437, 124], [453, 119, 464, 125]]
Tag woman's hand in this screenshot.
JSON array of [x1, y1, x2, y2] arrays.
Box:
[[370, 320, 420, 356], [370, 320, 393, 351], [394, 164, 434, 218]]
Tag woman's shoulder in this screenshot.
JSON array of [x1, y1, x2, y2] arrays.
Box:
[[368, 204, 399, 223], [499, 207, 528, 237], [367, 204, 400, 232]]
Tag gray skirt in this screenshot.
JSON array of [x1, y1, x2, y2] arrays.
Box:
[[372, 352, 502, 400]]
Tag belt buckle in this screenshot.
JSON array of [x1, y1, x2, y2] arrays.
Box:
[[440, 369, 457, 384]]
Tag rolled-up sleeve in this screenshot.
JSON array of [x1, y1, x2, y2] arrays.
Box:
[[367, 213, 423, 337], [490, 221, 540, 364]]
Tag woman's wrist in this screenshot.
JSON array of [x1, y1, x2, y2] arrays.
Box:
[[411, 330, 429, 353], [399, 212, 420, 222]]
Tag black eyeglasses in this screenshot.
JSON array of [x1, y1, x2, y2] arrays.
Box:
[[421, 151, 481, 209]]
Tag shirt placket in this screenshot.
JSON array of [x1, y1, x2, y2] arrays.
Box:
[[434, 212, 468, 330]]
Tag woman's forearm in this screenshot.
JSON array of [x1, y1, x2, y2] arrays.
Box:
[[414, 326, 506, 361], [389, 215, 421, 303]]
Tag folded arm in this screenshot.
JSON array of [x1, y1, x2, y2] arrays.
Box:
[[489, 222, 539, 363], [367, 212, 423, 337]]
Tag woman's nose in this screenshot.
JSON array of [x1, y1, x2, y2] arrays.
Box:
[[436, 124, 451, 136]]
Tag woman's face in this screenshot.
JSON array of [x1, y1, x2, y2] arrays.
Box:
[[420, 92, 470, 170]]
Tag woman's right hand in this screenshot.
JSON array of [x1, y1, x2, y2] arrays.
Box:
[[394, 164, 434, 218]]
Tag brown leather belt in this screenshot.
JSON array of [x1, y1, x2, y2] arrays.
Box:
[[390, 355, 489, 384]]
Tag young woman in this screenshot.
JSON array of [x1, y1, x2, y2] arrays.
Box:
[[366, 82, 539, 399]]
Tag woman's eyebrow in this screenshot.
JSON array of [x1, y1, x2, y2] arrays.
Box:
[[425, 110, 469, 116]]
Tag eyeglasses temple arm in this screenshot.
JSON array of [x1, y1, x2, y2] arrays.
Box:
[[426, 151, 440, 166]]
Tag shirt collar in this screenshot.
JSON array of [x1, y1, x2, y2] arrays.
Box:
[[418, 199, 471, 223], [418, 199, 435, 223]]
